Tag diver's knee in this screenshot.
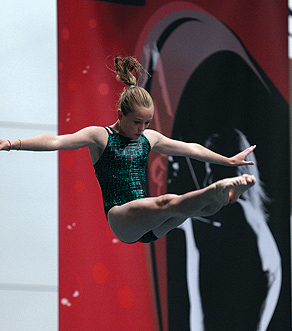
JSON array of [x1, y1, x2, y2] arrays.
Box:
[[155, 194, 180, 209]]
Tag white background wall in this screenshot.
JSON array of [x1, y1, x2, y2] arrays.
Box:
[[0, 1, 58, 330]]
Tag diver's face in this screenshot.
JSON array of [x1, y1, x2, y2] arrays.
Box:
[[118, 106, 154, 139]]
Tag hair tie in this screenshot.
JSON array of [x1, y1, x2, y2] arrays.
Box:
[[129, 85, 136, 88]]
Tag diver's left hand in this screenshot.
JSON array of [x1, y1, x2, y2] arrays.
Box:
[[229, 145, 256, 166]]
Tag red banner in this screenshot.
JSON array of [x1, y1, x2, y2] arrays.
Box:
[[58, 1, 289, 330]]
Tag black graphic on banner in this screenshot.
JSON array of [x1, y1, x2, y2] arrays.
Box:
[[139, 9, 290, 331]]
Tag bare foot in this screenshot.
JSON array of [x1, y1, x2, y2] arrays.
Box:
[[214, 175, 256, 205], [213, 176, 242, 206], [229, 174, 256, 203], [196, 175, 256, 217]]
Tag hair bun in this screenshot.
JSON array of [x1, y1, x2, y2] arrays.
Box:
[[114, 55, 147, 86]]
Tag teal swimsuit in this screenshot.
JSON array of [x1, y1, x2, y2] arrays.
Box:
[[94, 127, 158, 243]]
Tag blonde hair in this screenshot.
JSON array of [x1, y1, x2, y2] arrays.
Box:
[[114, 55, 153, 115]]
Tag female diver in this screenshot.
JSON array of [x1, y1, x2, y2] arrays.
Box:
[[0, 56, 256, 244]]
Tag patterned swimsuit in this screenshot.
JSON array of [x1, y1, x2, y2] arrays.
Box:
[[94, 127, 158, 243]]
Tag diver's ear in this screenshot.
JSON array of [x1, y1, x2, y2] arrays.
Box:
[[117, 109, 123, 120]]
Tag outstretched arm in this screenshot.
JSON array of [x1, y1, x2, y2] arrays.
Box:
[[0, 126, 104, 152], [147, 130, 255, 166]]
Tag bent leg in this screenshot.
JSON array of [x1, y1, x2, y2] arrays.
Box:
[[153, 175, 256, 238], [108, 174, 255, 243], [108, 194, 181, 243]]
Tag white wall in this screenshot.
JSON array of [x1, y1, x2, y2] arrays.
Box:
[[0, 1, 58, 330]]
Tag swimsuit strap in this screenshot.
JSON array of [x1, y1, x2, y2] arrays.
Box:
[[105, 126, 114, 134]]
